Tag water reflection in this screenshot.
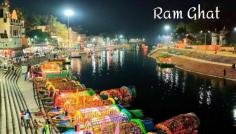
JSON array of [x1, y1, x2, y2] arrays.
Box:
[[71, 49, 236, 132], [156, 67, 179, 86], [198, 85, 212, 106], [71, 58, 82, 76], [71, 50, 125, 76], [234, 109, 236, 126]]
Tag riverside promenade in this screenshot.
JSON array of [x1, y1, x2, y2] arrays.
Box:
[[149, 48, 236, 81], [0, 65, 56, 134]]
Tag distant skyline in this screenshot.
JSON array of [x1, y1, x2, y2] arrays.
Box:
[[5, 0, 236, 42]]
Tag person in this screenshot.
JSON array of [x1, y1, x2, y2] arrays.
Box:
[[224, 69, 226, 78], [25, 71, 28, 81], [232, 64, 236, 69], [27, 64, 31, 72], [24, 109, 32, 129], [65, 110, 68, 116], [42, 119, 52, 134], [75, 124, 80, 132], [33, 119, 42, 134], [27, 71, 30, 80], [19, 110, 25, 126]]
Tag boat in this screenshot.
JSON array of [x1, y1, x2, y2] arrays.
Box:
[[70, 51, 82, 58], [157, 55, 175, 68], [70, 55, 81, 58], [64, 58, 71, 65], [155, 113, 200, 134], [157, 62, 175, 68]]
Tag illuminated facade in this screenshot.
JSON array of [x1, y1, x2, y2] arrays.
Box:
[[0, 0, 25, 57]]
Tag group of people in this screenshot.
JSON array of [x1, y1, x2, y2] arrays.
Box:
[[20, 109, 53, 134], [34, 118, 52, 134]]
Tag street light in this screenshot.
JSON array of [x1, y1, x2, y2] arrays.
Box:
[[64, 9, 74, 17], [64, 9, 74, 48], [33, 36, 38, 46], [201, 30, 211, 45], [163, 25, 172, 45], [92, 38, 96, 42], [164, 25, 171, 31], [119, 34, 124, 39], [233, 27, 236, 32]]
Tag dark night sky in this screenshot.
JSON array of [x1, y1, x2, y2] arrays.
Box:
[[5, 0, 236, 41]]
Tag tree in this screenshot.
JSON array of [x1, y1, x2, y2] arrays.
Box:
[[26, 29, 50, 43], [51, 20, 68, 43], [173, 23, 187, 41], [25, 15, 70, 46]]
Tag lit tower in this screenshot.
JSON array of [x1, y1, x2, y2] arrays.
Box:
[[0, 0, 10, 35], [2, 0, 10, 17], [0, 0, 25, 57]]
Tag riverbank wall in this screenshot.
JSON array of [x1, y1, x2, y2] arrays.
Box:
[[149, 48, 236, 81]]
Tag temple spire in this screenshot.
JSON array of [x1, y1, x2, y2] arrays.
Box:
[[4, 0, 9, 3], [2, 0, 9, 8]]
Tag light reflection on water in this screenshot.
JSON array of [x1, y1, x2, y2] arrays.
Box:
[[70, 49, 236, 133], [198, 85, 213, 106], [71, 49, 125, 75], [158, 66, 222, 109]]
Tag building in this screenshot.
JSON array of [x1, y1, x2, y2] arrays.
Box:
[[86, 36, 105, 48], [0, 0, 25, 57], [34, 25, 50, 32], [69, 28, 78, 48]]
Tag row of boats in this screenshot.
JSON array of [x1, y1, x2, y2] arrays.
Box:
[[30, 57, 200, 133]]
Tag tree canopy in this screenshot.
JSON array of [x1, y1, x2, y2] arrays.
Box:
[[26, 29, 50, 42]]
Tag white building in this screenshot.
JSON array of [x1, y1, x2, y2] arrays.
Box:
[[0, 0, 25, 57]]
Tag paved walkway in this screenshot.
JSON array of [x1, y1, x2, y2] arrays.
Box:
[[150, 48, 236, 81], [171, 56, 236, 81], [18, 71, 47, 134], [174, 55, 232, 67], [178, 48, 236, 58], [18, 74, 39, 114]]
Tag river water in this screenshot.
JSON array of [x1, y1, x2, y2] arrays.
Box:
[[70, 48, 236, 133]]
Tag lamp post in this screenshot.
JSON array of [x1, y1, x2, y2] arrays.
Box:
[[163, 25, 171, 45], [201, 30, 211, 45], [64, 9, 74, 49], [119, 34, 124, 44], [34, 35, 37, 47], [234, 27, 236, 32]]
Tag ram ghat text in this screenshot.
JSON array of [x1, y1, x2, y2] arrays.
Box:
[[153, 4, 220, 20]]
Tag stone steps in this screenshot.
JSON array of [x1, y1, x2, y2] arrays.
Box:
[[0, 67, 34, 134], [0, 71, 7, 134], [172, 56, 236, 80]]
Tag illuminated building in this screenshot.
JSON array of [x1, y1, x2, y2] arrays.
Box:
[[0, 0, 25, 57]]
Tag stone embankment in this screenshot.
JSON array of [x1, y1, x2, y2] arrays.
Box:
[[149, 48, 236, 81]]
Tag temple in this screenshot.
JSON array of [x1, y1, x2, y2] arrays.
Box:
[[0, 0, 25, 57]]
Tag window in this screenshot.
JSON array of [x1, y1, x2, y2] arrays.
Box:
[[13, 30, 18, 36], [0, 9, 3, 17], [4, 18, 7, 23]]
